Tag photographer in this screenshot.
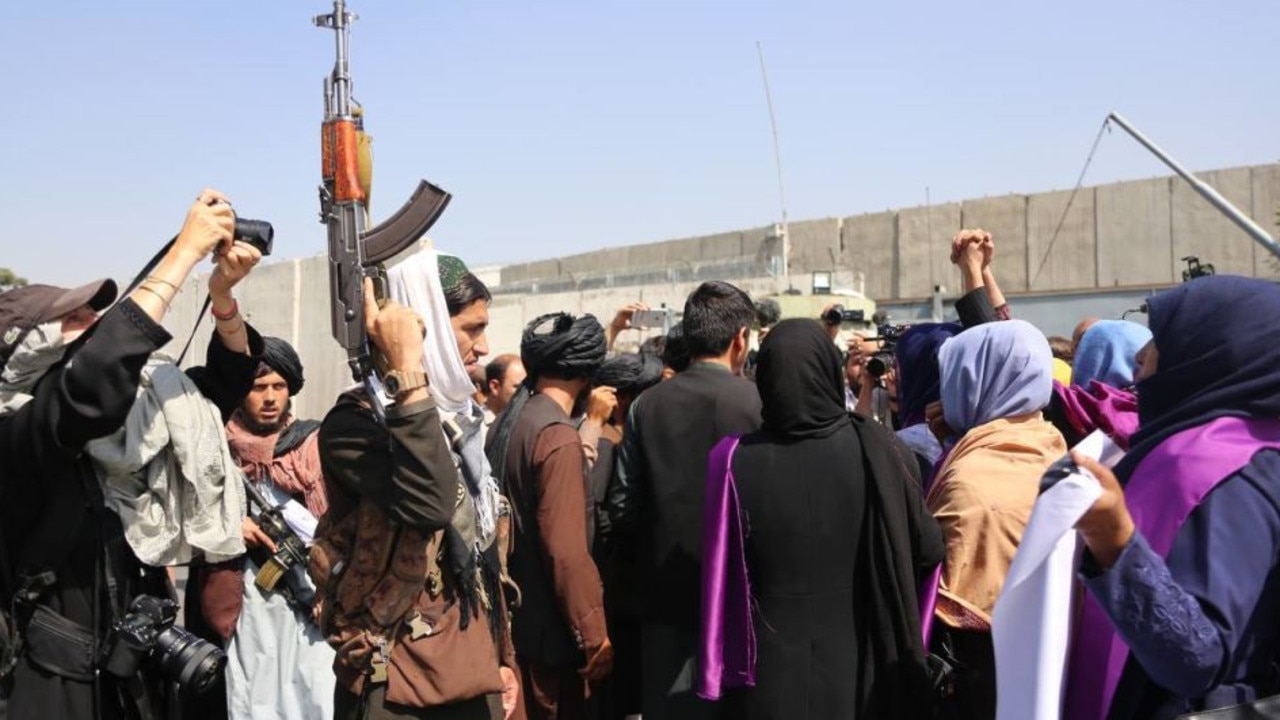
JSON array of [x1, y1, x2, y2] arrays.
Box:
[[825, 312, 896, 427], [0, 189, 263, 720], [846, 333, 897, 425]]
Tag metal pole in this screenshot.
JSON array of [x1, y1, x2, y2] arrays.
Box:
[[1107, 112, 1280, 261], [756, 42, 791, 288]]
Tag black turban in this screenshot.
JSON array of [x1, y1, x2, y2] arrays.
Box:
[[595, 353, 663, 396], [754, 298, 782, 328], [260, 336, 305, 396], [662, 322, 691, 373], [520, 312, 606, 380]]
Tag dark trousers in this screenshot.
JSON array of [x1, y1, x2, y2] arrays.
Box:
[[640, 623, 722, 720], [518, 660, 586, 720], [932, 626, 996, 720]]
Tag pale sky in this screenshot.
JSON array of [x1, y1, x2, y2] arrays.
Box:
[[3, 0, 1277, 287]]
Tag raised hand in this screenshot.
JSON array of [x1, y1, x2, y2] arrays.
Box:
[[174, 188, 236, 262], [363, 277, 427, 374]]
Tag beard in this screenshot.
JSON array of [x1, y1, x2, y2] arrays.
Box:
[[570, 385, 591, 418], [241, 398, 292, 436]]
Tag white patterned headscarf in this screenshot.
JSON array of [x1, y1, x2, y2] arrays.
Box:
[[383, 249, 499, 546]]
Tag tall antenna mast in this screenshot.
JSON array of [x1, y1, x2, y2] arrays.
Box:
[[756, 41, 791, 289]]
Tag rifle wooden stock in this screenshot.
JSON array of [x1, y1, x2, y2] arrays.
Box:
[[321, 119, 367, 204]]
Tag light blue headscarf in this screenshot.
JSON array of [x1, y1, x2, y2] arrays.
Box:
[[939, 320, 1053, 435], [1071, 320, 1152, 390]]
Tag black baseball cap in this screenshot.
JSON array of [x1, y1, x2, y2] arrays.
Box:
[[0, 279, 117, 369]]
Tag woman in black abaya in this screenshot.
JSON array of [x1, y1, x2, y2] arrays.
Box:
[[704, 318, 943, 719]]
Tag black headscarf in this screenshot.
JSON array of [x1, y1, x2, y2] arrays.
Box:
[[1116, 276, 1280, 479], [259, 336, 305, 396], [756, 318, 848, 440], [594, 353, 663, 396], [519, 312, 607, 381]]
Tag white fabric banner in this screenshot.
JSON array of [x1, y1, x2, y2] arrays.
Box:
[[992, 430, 1122, 720]]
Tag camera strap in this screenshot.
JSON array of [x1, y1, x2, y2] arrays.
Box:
[[0, 521, 20, 684], [0, 522, 14, 605], [123, 672, 161, 720], [125, 236, 212, 367]]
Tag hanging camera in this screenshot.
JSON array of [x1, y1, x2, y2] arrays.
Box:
[[100, 595, 226, 695]]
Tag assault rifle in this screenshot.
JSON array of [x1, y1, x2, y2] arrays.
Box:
[[314, 0, 452, 383], [242, 478, 316, 616]]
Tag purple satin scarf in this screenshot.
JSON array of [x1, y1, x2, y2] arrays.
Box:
[[1063, 416, 1280, 720], [1053, 380, 1140, 450], [920, 564, 943, 647], [919, 445, 953, 647], [697, 435, 756, 700]]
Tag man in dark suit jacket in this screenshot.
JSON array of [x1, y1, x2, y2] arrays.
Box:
[[608, 280, 762, 719]]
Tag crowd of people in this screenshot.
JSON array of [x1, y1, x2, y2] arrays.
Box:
[[1, 193, 1279, 720]]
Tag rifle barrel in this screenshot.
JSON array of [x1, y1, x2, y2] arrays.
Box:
[[314, 1, 356, 120], [242, 477, 275, 513]]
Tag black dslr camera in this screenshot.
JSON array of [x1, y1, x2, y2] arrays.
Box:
[[822, 304, 865, 326], [866, 324, 910, 378], [234, 217, 274, 257], [101, 595, 226, 695]]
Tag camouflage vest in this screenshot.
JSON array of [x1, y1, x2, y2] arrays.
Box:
[[310, 495, 505, 706]]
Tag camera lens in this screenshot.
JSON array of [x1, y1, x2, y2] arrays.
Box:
[[233, 218, 275, 256], [154, 625, 227, 695], [867, 355, 892, 378]]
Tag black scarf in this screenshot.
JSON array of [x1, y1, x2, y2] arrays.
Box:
[[756, 319, 848, 440], [849, 412, 943, 716], [275, 418, 320, 456]]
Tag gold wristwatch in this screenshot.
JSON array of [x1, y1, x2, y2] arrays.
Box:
[[383, 369, 429, 399]]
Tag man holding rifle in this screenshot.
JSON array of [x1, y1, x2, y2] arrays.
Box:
[[215, 336, 335, 720]]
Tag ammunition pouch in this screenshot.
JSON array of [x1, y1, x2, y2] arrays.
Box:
[[1, 569, 60, 692], [310, 501, 504, 707], [22, 604, 97, 682]]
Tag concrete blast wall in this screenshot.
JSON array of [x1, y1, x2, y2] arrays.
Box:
[[497, 163, 1280, 300], [163, 163, 1280, 420]]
